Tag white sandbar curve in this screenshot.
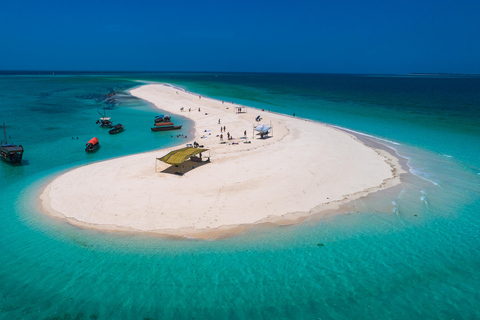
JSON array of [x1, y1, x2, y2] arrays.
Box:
[[40, 84, 402, 238]]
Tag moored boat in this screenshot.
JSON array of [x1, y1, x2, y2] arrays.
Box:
[[151, 115, 181, 131], [155, 115, 171, 123], [85, 137, 100, 152], [96, 106, 113, 128], [108, 124, 124, 134], [97, 117, 113, 128], [1, 123, 23, 163]]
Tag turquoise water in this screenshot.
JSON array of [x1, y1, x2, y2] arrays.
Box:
[[1, 73, 479, 319]]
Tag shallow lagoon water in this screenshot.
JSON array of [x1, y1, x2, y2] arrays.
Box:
[[0, 73, 479, 319]]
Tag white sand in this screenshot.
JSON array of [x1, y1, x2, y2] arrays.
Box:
[[40, 84, 403, 238]]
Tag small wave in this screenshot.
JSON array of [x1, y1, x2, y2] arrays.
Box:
[[331, 126, 401, 146], [409, 168, 439, 186], [163, 83, 186, 92], [182, 235, 199, 240], [443, 154, 453, 158], [421, 195, 430, 210], [420, 190, 427, 195], [392, 201, 399, 214]]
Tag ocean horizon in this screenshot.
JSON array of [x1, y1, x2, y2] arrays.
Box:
[[1, 72, 479, 319]]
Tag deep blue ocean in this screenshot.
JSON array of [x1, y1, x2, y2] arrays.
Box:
[[0, 72, 479, 319]]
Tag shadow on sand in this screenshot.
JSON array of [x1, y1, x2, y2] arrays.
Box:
[[160, 159, 210, 176]]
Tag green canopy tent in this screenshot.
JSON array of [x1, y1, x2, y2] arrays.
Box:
[[155, 147, 209, 173]]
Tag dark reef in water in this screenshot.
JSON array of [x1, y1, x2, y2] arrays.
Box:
[[77, 89, 119, 108], [77, 89, 143, 110]]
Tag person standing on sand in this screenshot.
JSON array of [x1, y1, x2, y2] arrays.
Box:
[[220, 134, 223, 141], [244, 130, 246, 137]]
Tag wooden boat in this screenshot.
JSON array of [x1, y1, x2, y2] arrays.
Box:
[[151, 125, 182, 132], [151, 115, 181, 131], [96, 106, 113, 128], [85, 137, 100, 152], [1, 123, 23, 163], [155, 115, 171, 123], [97, 117, 113, 128], [108, 124, 124, 134], [154, 121, 174, 127]]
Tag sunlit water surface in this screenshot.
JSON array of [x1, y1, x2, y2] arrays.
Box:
[[0, 73, 479, 319]]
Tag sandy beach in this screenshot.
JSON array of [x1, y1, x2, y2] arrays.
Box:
[[40, 84, 404, 239]]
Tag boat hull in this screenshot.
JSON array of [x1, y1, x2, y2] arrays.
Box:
[[0, 152, 23, 163], [85, 144, 100, 153], [108, 126, 124, 134], [100, 123, 113, 128], [151, 125, 182, 132], [85, 139, 100, 153]]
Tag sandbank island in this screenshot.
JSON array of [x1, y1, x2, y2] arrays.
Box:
[[40, 84, 404, 239]]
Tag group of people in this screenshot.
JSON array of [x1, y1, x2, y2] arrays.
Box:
[[219, 126, 248, 141], [219, 133, 230, 141], [172, 134, 188, 139]]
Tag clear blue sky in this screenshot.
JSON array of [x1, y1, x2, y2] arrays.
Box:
[[1, 0, 479, 74]]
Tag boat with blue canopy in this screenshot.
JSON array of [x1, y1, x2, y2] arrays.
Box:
[[155, 115, 171, 123]]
